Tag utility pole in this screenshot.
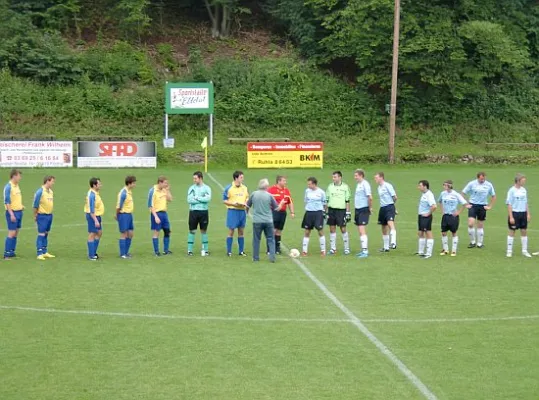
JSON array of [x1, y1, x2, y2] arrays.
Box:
[[388, 0, 401, 164]]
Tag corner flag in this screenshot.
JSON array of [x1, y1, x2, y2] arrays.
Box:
[[201, 137, 207, 149], [201, 137, 208, 172]]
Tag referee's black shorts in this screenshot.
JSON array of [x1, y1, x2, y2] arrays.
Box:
[[189, 210, 209, 231], [272, 211, 287, 230]]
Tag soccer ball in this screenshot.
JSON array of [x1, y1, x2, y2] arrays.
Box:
[[289, 248, 301, 258]]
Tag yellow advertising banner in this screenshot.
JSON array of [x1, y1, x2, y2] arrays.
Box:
[[247, 142, 324, 169]]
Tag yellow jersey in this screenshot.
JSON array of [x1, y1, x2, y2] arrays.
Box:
[[84, 189, 104, 216], [148, 185, 167, 212], [4, 181, 23, 211], [117, 187, 134, 213], [33, 185, 53, 214], [222, 183, 249, 209]]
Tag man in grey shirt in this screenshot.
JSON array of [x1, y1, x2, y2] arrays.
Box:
[[246, 178, 286, 262]]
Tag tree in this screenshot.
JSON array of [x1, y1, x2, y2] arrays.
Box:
[[203, 0, 250, 38]]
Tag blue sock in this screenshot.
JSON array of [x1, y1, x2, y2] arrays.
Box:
[[36, 236, 43, 256], [4, 237, 10, 257], [187, 232, 195, 253], [164, 237, 170, 252], [126, 238, 132, 254], [12, 236, 17, 253], [202, 233, 209, 251], [226, 237, 233, 253], [238, 237, 245, 253], [87, 241, 95, 258], [119, 239, 126, 256], [94, 239, 100, 254], [43, 234, 48, 253], [152, 238, 159, 253]]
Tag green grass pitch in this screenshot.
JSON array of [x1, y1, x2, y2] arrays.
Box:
[[1, 165, 539, 399]]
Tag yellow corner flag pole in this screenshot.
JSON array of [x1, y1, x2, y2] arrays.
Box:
[[201, 137, 208, 172]]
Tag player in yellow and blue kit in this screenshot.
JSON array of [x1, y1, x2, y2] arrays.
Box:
[[33, 176, 56, 260], [222, 170, 249, 256], [115, 176, 136, 259], [148, 176, 173, 256], [4, 169, 23, 260], [84, 177, 104, 261]]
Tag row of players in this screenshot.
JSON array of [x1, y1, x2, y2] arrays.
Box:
[[1, 168, 531, 260]]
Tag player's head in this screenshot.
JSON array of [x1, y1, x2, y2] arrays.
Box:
[[418, 180, 429, 192], [276, 175, 287, 188], [9, 169, 22, 183], [43, 175, 55, 188], [354, 169, 365, 182], [125, 175, 137, 188], [332, 171, 342, 184], [515, 173, 526, 186], [307, 177, 318, 190], [374, 172, 385, 184], [258, 178, 270, 191], [89, 177, 101, 190], [477, 172, 486, 183], [157, 175, 168, 189], [443, 180, 453, 191], [193, 171, 203, 184], [233, 170, 244, 185]]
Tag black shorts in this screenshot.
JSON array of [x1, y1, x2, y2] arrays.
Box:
[[508, 212, 528, 230], [378, 204, 396, 225], [302, 211, 324, 231], [418, 215, 433, 232], [272, 211, 287, 231], [441, 214, 460, 234], [354, 207, 370, 226], [189, 210, 209, 231], [468, 204, 487, 221], [327, 207, 346, 227]]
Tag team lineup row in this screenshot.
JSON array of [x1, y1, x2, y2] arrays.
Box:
[[1, 168, 532, 261]]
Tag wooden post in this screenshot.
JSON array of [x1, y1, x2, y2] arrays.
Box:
[[388, 0, 401, 164]]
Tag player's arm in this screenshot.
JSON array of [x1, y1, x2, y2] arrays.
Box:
[[165, 185, 173, 202], [287, 190, 295, 216], [345, 185, 351, 213], [148, 188, 159, 219], [187, 186, 198, 204], [506, 191, 514, 222], [246, 194, 253, 209], [33, 188, 43, 221], [197, 186, 212, 203], [116, 189, 127, 220], [527, 201, 531, 221], [324, 186, 330, 212], [88, 192, 100, 227], [272, 196, 283, 211], [389, 184, 398, 203], [461, 182, 471, 199], [222, 185, 236, 207], [425, 197, 437, 216], [4, 184, 15, 221], [486, 191, 496, 210]]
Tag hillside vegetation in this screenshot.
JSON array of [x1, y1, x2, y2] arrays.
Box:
[[0, 0, 538, 164]]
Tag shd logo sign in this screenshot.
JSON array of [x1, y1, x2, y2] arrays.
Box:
[[300, 154, 321, 162]]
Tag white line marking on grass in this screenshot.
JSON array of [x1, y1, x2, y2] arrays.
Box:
[[362, 314, 539, 324], [207, 172, 438, 400], [0, 305, 349, 324]]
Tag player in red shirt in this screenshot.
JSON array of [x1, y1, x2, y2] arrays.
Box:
[[267, 175, 295, 254]]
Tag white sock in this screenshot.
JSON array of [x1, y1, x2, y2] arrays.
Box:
[[360, 235, 368, 253], [507, 236, 514, 254], [477, 228, 484, 246], [468, 227, 475, 244], [418, 238, 426, 254], [319, 236, 326, 252], [383, 235, 390, 250], [329, 232, 337, 251], [390, 229, 397, 246], [302, 237, 310, 253], [452, 237, 459, 253], [521, 236, 528, 253], [426, 239, 434, 256], [342, 232, 350, 252], [441, 236, 449, 252]]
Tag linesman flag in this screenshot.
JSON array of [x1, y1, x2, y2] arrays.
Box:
[[201, 137, 208, 149]]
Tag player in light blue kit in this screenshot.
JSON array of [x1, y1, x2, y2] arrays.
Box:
[[506, 174, 531, 258], [374, 172, 397, 252], [353, 169, 372, 258], [416, 180, 437, 258], [301, 177, 327, 256], [461, 172, 496, 249], [438, 180, 470, 256]]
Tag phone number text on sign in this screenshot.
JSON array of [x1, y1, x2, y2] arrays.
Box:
[[247, 142, 323, 169], [0, 141, 73, 167]]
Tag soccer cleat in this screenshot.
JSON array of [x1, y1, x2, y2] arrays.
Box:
[[3, 257, 12, 261], [227, 252, 232, 257], [239, 252, 247, 257], [422, 254, 432, 259], [344, 249, 351, 255], [88, 256, 98, 261], [532, 252, 539, 256], [477, 244, 484, 249], [440, 250, 449, 256], [187, 252, 194, 256], [523, 251, 532, 258], [95, 254, 100, 259], [163, 251, 173, 255], [154, 252, 161, 257], [201, 251, 210, 256], [301, 251, 308, 257], [390, 244, 397, 250], [451, 252, 457, 257], [468, 243, 476, 248], [506, 253, 512, 258], [357, 252, 369, 258], [37, 255, 46, 261], [120, 255, 129, 259], [414, 252, 424, 256], [329, 249, 337, 255], [379, 248, 390, 253], [275, 251, 281, 255], [320, 250, 326, 256], [43, 253, 55, 258]]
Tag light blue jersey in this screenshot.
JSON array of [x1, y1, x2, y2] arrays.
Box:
[[438, 190, 467, 215], [462, 179, 496, 205], [187, 183, 212, 211], [506, 186, 527, 212], [377, 182, 396, 207], [304, 187, 326, 211], [418, 190, 436, 215], [354, 180, 372, 209]]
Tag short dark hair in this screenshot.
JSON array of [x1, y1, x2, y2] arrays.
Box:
[[376, 172, 385, 179], [10, 169, 21, 179], [89, 177, 100, 188], [332, 171, 342, 178], [276, 175, 286, 184], [477, 172, 486, 178], [43, 175, 55, 184], [157, 175, 167, 183], [193, 171, 203, 179], [233, 170, 243, 180], [307, 177, 318, 186], [125, 176, 136, 185], [418, 180, 430, 189], [354, 169, 365, 177]]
